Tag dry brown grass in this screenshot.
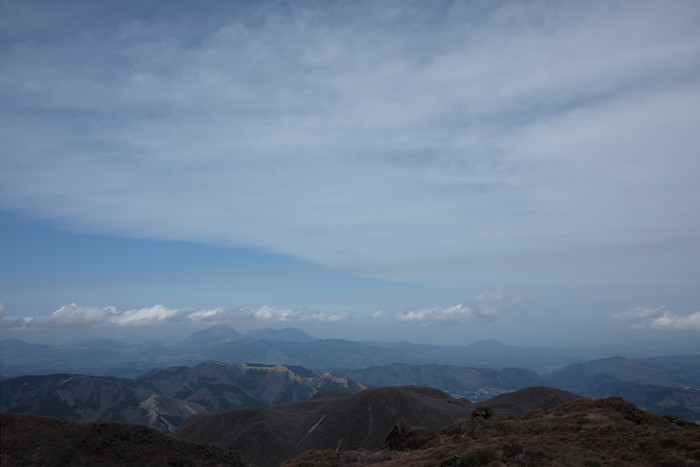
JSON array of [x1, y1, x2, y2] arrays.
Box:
[[0, 413, 251, 466], [283, 397, 700, 466]]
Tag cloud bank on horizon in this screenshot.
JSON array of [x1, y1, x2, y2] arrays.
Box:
[[3, 293, 698, 332], [1, 0, 699, 336], [611, 307, 700, 332], [0, 287, 529, 329]]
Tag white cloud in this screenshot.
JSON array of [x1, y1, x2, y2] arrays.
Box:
[[0, 303, 348, 330], [393, 287, 529, 326], [20, 303, 118, 328], [186, 306, 347, 324], [395, 304, 475, 326], [0, 288, 524, 329], [0, 1, 698, 291], [611, 306, 700, 331]]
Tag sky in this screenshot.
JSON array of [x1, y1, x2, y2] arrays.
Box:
[[1, 0, 699, 348]]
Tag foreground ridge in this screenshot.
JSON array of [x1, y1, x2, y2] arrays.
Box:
[[173, 386, 582, 466], [283, 396, 700, 466], [0, 413, 251, 466]]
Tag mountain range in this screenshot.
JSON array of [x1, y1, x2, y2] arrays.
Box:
[[3, 354, 699, 434], [0, 361, 364, 432], [5, 391, 699, 466], [2, 325, 699, 427], [2, 325, 685, 377]]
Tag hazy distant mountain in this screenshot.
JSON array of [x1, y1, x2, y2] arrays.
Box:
[[77, 338, 131, 350], [244, 327, 316, 342], [284, 396, 700, 466], [333, 362, 545, 401], [172, 325, 243, 352], [0, 328, 409, 376], [545, 355, 700, 421], [547, 355, 700, 389], [372, 338, 601, 372], [201, 338, 410, 369], [1, 413, 251, 466], [0, 327, 606, 377], [0, 338, 148, 376], [0, 361, 366, 432]]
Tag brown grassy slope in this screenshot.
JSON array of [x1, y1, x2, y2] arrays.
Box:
[[0, 413, 252, 467], [284, 397, 700, 466], [174, 386, 476, 466], [478, 385, 582, 416]]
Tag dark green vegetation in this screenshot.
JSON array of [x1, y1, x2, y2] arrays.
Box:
[[0, 413, 250, 466]]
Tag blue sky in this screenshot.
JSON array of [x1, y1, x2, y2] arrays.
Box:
[[1, 0, 699, 347]]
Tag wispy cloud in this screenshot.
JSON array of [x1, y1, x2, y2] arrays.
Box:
[[1, 0, 698, 288], [611, 306, 700, 331]]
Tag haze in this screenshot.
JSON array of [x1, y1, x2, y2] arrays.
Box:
[[1, 0, 699, 350]]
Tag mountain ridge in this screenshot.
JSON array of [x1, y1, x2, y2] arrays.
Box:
[[172, 385, 583, 466], [0, 360, 367, 432]]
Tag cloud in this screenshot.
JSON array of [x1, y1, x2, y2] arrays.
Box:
[[0, 303, 348, 330], [11, 303, 119, 329], [393, 287, 529, 326], [1, 0, 699, 289], [395, 304, 476, 326], [611, 306, 700, 331], [0, 288, 523, 329], [185, 306, 347, 324]]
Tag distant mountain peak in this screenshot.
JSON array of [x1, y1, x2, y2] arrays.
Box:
[[244, 327, 316, 343], [175, 325, 242, 350], [466, 339, 509, 349]]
